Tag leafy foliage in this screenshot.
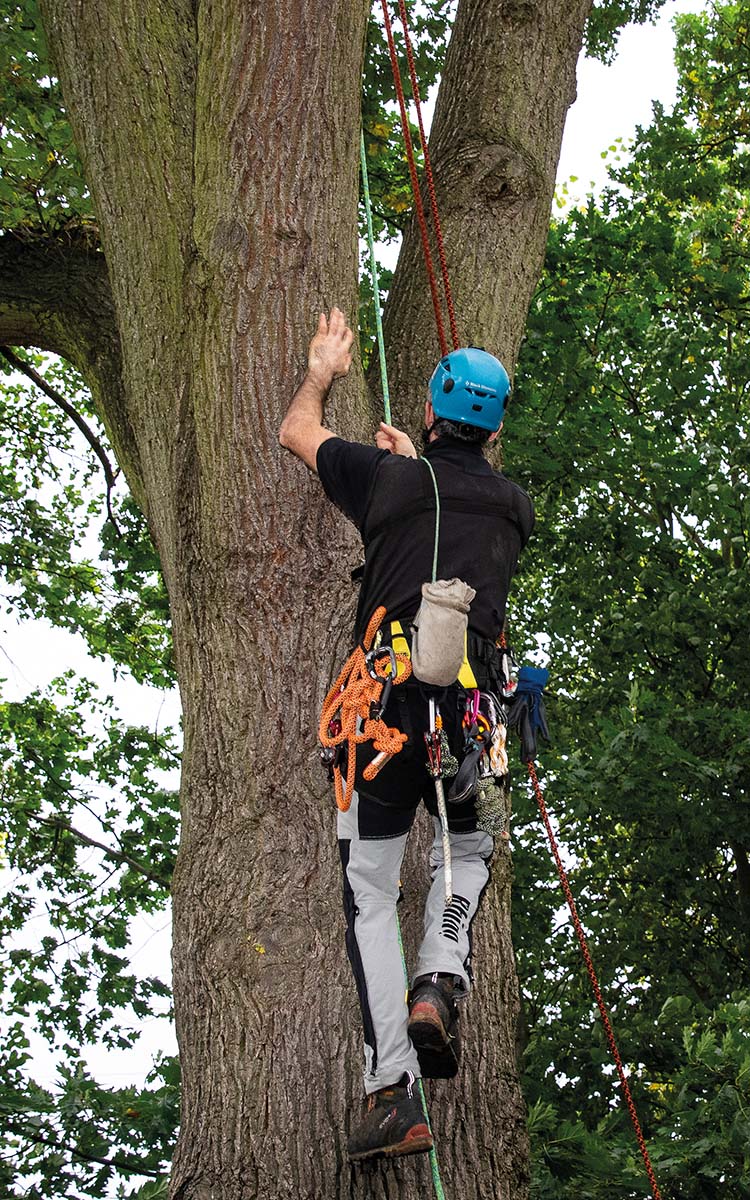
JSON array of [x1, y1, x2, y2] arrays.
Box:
[[0, 351, 173, 685], [0, 351, 179, 1192], [1, 1047, 178, 1199], [507, 3, 750, 1195], [1, 0, 736, 1196], [0, 0, 91, 231], [585, 0, 669, 63], [527, 997, 750, 1198]]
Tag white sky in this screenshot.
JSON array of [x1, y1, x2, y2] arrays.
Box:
[[557, 0, 707, 197], [1, 0, 708, 1102]]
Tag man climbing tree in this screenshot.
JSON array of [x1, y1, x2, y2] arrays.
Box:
[[280, 306, 533, 1160], [0, 0, 673, 1196]]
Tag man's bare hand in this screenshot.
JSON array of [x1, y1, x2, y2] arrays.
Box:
[[308, 307, 354, 388], [375, 422, 417, 458]]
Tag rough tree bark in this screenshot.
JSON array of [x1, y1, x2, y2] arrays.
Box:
[[2, 2, 593, 1196], [383, 0, 594, 430]]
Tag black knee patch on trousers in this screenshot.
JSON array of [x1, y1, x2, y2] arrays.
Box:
[[339, 838, 378, 1074], [464, 852, 494, 982]]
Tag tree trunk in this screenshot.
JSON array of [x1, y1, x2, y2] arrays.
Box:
[[383, 0, 594, 433], [15, 1, 592, 1195]]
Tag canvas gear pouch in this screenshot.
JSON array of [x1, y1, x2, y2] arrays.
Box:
[[411, 578, 476, 686]]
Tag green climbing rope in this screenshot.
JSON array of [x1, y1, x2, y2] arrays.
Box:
[[361, 122, 447, 1200], [361, 130, 442, 587], [396, 914, 447, 1200], [360, 130, 392, 425], [421, 456, 441, 583]]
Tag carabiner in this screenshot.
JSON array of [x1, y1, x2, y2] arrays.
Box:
[[366, 645, 397, 720], [365, 645, 397, 682]]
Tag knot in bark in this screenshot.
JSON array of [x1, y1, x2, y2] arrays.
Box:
[[499, 0, 536, 21], [435, 140, 543, 215]]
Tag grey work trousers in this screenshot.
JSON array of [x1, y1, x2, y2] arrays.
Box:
[[338, 789, 494, 1095]]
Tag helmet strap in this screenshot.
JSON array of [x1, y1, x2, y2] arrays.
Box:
[[421, 422, 438, 449]]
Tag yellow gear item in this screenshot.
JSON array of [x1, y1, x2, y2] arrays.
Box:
[[390, 620, 411, 661], [389, 621, 478, 688], [457, 631, 478, 689]]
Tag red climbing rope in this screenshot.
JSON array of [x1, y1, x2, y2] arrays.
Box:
[[527, 761, 663, 1200], [395, 0, 460, 351], [379, 17, 661, 1189], [380, 0, 452, 356]]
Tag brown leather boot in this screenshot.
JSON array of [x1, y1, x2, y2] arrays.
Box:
[[347, 1072, 433, 1162], [408, 972, 461, 1078]]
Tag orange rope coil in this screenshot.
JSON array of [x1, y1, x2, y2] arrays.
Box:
[[319, 606, 412, 812]]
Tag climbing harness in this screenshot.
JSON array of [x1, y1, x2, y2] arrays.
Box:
[[319, 606, 412, 812]]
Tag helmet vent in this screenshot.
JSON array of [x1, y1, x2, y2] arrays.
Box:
[[471, 403, 483, 412]]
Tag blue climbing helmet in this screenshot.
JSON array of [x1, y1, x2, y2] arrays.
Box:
[[429, 347, 510, 432]]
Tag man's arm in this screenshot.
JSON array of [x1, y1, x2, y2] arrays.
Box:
[[279, 307, 354, 470]]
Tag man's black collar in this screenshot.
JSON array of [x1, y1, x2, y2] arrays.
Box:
[[422, 436, 486, 459]]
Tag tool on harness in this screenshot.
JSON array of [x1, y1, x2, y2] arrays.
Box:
[[425, 697, 453, 905], [478, 691, 509, 777], [475, 776, 511, 840], [411, 578, 476, 686], [319, 606, 412, 812], [448, 740, 482, 804], [476, 693, 511, 836], [366, 645, 397, 719], [448, 690, 512, 841], [423, 708, 442, 777], [438, 728, 458, 779], [447, 690, 495, 803], [499, 643, 519, 699], [320, 716, 343, 781], [489, 719, 509, 777], [507, 665, 550, 764]]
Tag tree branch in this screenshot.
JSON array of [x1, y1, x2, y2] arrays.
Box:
[[369, 204, 408, 235], [0, 231, 145, 510], [728, 839, 750, 926], [0, 344, 122, 535], [4, 1116, 163, 1178], [28, 811, 172, 890], [381, 0, 596, 426], [671, 507, 715, 559]]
